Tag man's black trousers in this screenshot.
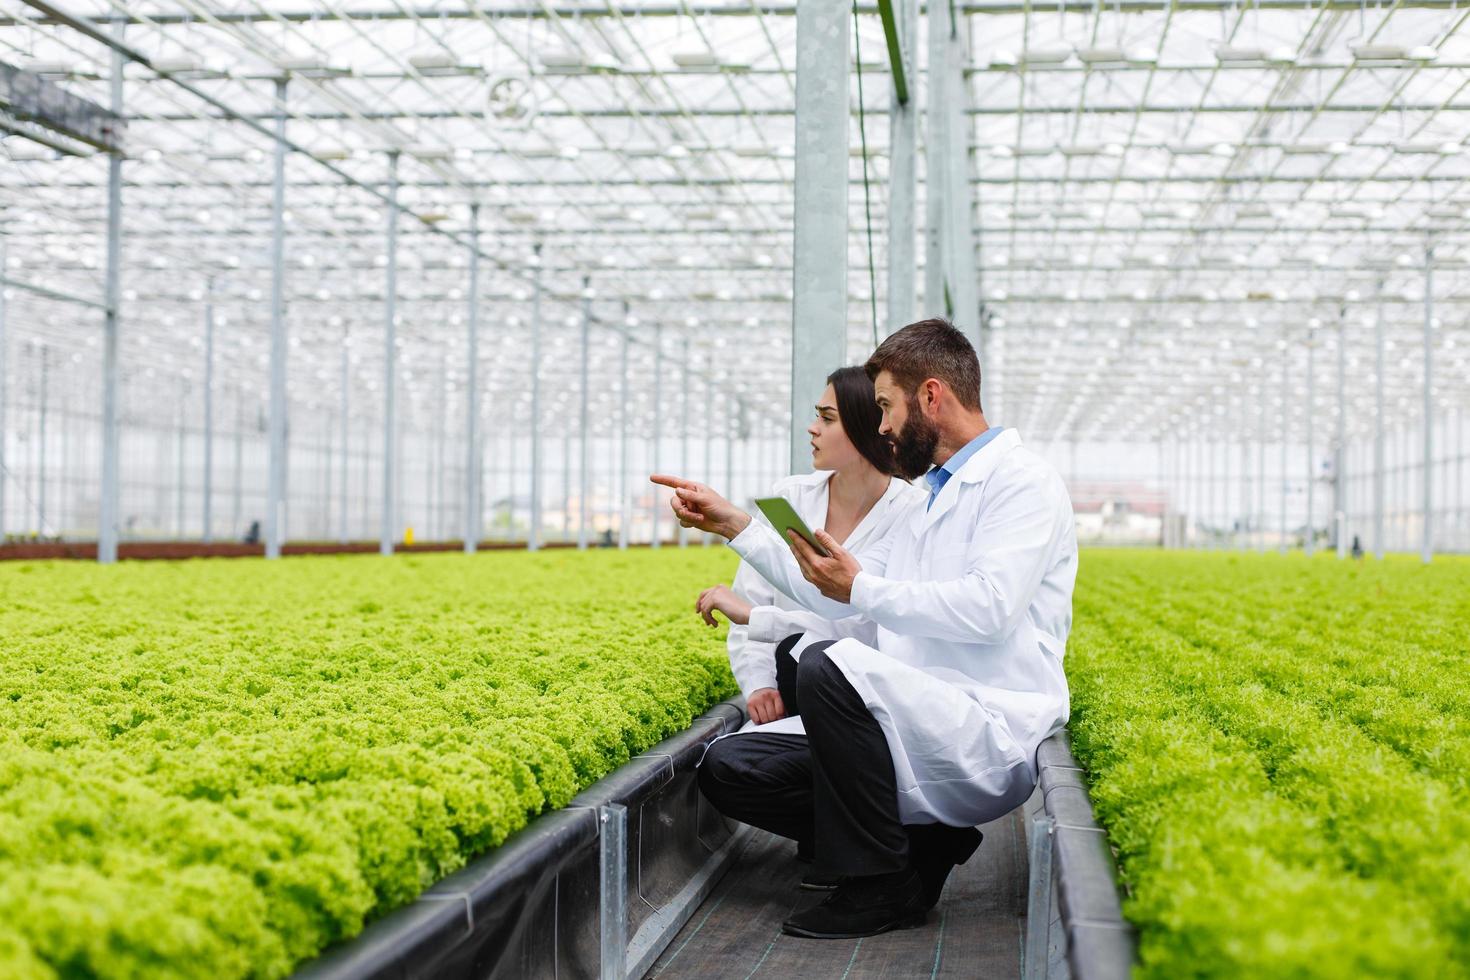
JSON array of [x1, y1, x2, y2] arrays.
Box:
[[698, 635, 976, 878]]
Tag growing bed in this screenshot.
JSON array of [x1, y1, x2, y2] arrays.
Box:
[[1068, 550, 1470, 979], [0, 549, 740, 979], [7, 547, 1463, 978]]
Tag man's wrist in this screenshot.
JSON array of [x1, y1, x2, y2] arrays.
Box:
[[721, 511, 752, 540]]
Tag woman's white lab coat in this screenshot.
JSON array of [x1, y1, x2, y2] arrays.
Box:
[[723, 471, 925, 738], [731, 429, 1078, 827]]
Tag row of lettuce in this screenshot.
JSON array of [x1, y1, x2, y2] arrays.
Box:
[[0, 550, 740, 979], [1068, 551, 1470, 979]]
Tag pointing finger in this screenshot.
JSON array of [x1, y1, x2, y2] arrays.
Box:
[[650, 473, 698, 491]]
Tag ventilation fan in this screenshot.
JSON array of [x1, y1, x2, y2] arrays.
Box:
[[486, 74, 537, 129]]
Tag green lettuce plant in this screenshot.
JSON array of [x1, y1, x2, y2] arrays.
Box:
[[1068, 551, 1470, 979], [0, 549, 739, 979]]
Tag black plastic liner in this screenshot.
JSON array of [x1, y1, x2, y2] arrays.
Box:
[[295, 699, 747, 980], [1035, 731, 1137, 980]]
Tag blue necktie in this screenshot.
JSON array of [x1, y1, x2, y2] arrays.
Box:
[[926, 468, 952, 511]]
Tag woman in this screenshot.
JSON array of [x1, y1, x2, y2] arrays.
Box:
[[695, 366, 924, 729]]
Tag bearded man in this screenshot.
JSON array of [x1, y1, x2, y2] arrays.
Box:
[[654, 318, 1078, 940]]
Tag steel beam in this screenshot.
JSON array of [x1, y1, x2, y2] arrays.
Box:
[[650, 323, 663, 549], [1279, 335, 1289, 554], [1373, 289, 1385, 559], [578, 280, 592, 551], [1305, 328, 1315, 558], [681, 337, 691, 547], [1422, 244, 1434, 564], [925, 0, 979, 337], [97, 20, 123, 564], [885, 0, 917, 335], [790, 0, 850, 472], [465, 204, 480, 554], [265, 77, 288, 560], [380, 150, 399, 556], [0, 218, 7, 543], [0, 58, 126, 153], [37, 344, 47, 534], [529, 247, 544, 551], [11, 0, 1467, 28], [1335, 311, 1347, 559], [1256, 412, 1267, 553], [203, 277, 214, 544], [339, 323, 349, 544], [618, 324, 630, 550]]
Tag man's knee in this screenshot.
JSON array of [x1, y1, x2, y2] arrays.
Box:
[[697, 737, 744, 803], [795, 641, 841, 698], [775, 632, 805, 659]]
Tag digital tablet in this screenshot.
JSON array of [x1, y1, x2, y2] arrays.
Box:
[[753, 496, 831, 558]]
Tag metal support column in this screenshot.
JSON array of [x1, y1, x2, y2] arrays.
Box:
[[379, 150, 400, 557], [1023, 814, 1055, 980], [266, 77, 289, 560], [883, 0, 916, 335], [702, 353, 713, 547], [339, 324, 349, 544], [1207, 437, 1217, 548], [650, 323, 663, 549], [790, 0, 850, 472], [232, 388, 242, 538], [598, 803, 628, 980], [1422, 244, 1434, 564], [37, 345, 47, 534], [434, 352, 446, 541], [1257, 399, 1267, 553], [725, 398, 735, 502], [202, 278, 215, 544], [173, 380, 184, 537], [578, 280, 592, 551], [529, 246, 544, 551], [1280, 334, 1289, 553], [1458, 408, 1466, 552], [1374, 287, 1385, 559], [926, 0, 979, 341], [618, 321, 631, 550], [98, 22, 125, 564], [0, 218, 6, 543], [1239, 439, 1249, 550], [680, 338, 690, 547], [465, 204, 481, 554], [1335, 311, 1347, 559], [558, 431, 570, 542], [1305, 326, 1316, 558]]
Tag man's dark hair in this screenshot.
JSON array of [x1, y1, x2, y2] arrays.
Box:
[[863, 318, 982, 411], [827, 366, 897, 476]]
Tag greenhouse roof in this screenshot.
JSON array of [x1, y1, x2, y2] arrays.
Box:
[[3, 0, 1468, 444]]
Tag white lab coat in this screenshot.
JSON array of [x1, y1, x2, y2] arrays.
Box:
[[723, 471, 925, 739], [731, 428, 1077, 827]]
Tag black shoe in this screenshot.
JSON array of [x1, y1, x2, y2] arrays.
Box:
[[781, 868, 927, 939], [909, 826, 983, 910], [799, 870, 843, 892]]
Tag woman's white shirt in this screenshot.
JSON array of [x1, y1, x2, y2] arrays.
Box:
[[725, 471, 924, 701]]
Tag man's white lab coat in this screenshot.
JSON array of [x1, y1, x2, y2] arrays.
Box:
[[725, 470, 924, 703], [730, 428, 1077, 827]]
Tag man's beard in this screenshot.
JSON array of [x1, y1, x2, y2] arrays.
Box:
[[887, 395, 940, 480]]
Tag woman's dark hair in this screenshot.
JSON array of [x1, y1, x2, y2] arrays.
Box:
[[827, 365, 897, 476]]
